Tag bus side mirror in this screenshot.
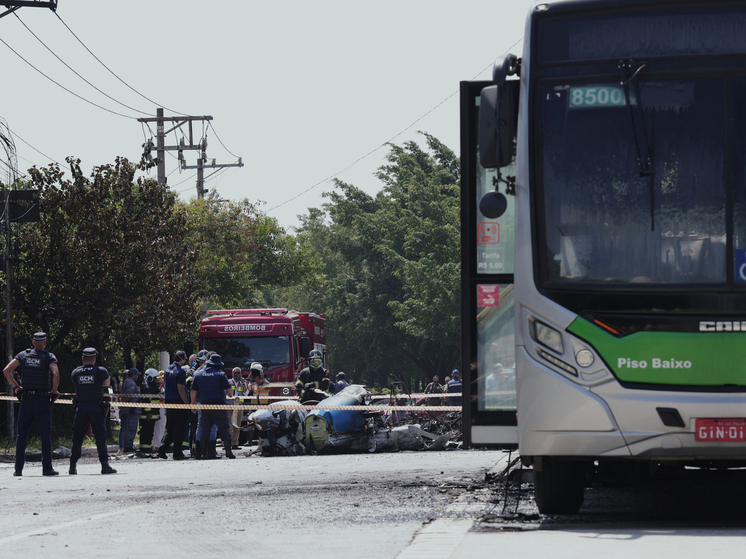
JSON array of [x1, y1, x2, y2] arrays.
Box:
[[478, 83, 516, 170], [300, 337, 311, 359], [183, 340, 194, 357], [479, 85, 500, 169]]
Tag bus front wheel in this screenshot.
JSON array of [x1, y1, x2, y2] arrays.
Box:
[[533, 457, 585, 514]]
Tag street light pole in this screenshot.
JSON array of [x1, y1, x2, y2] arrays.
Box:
[[4, 187, 13, 438]]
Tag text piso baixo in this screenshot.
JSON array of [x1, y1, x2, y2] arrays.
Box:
[[618, 357, 693, 369]]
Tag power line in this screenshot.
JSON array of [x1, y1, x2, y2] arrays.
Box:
[[263, 89, 461, 214], [54, 12, 188, 117], [0, 35, 138, 119], [172, 173, 197, 190], [14, 13, 151, 116], [207, 122, 240, 159], [174, 164, 230, 195], [262, 48, 521, 215], [5, 126, 62, 166], [203, 166, 229, 182]]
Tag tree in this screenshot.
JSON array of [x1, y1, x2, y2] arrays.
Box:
[[183, 196, 259, 310], [15, 156, 198, 373], [182, 193, 310, 311], [377, 134, 461, 368], [279, 134, 461, 388]]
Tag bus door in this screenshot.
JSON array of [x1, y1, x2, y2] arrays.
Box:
[[460, 80, 518, 448]]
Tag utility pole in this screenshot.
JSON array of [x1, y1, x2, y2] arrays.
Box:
[[3, 189, 12, 439], [138, 109, 243, 196], [0, 1, 57, 19], [180, 137, 243, 198], [156, 108, 165, 186], [0, 189, 40, 440], [0, 1, 55, 438]]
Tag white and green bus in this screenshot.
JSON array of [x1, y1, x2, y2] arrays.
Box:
[[461, 0, 746, 513]]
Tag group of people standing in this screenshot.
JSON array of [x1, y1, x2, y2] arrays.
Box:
[[2, 332, 278, 476], [3, 333, 117, 476], [424, 369, 463, 407], [121, 350, 272, 461], [3, 332, 450, 476]]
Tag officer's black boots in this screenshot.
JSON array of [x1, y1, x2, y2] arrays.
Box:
[[206, 440, 218, 459], [42, 469, 59, 476], [101, 463, 117, 474], [69, 462, 77, 475], [191, 441, 227, 459], [225, 443, 236, 459], [13, 470, 21, 476]]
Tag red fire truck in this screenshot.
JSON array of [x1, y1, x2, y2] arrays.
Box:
[[197, 309, 326, 397]]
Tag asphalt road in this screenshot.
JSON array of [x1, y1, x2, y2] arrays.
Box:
[[0, 447, 507, 559], [4, 448, 746, 559]]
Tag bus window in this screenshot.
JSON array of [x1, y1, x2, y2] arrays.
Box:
[[477, 283, 515, 412]]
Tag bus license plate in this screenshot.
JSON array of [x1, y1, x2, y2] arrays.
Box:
[[695, 418, 746, 442]]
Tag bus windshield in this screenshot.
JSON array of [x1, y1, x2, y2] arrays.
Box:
[[537, 76, 746, 286], [202, 336, 291, 370]]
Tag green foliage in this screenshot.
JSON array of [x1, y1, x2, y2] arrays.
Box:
[[271, 134, 461, 388], [182, 195, 259, 310], [182, 192, 310, 311], [15, 156, 198, 374], [378, 134, 461, 345], [3, 135, 459, 405]]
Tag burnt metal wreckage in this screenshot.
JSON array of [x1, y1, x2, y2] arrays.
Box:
[[241, 383, 462, 457]]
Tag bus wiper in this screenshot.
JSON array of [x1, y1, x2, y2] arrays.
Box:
[[619, 59, 655, 230], [619, 60, 652, 176]]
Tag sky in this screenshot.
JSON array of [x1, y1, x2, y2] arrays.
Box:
[[0, 0, 536, 231]]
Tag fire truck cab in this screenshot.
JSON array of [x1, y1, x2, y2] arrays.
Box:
[[197, 308, 326, 397]]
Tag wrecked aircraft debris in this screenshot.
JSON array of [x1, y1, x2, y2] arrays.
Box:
[[247, 400, 307, 457], [304, 385, 377, 452], [242, 384, 461, 457]]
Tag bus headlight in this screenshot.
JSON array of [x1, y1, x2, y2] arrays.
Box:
[[539, 350, 577, 377], [534, 321, 564, 353], [575, 349, 594, 368], [282, 387, 290, 396]]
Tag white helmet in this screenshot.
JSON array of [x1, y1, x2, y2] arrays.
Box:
[[250, 362, 264, 373], [145, 368, 159, 379]]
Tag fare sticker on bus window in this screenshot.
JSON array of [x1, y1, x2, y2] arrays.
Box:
[[569, 86, 626, 108], [478, 285, 500, 307], [478, 222, 499, 244]]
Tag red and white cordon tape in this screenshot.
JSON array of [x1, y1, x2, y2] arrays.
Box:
[[0, 394, 461, 412]]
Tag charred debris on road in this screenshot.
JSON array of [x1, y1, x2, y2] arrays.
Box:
[[246, 384, 463, 457]]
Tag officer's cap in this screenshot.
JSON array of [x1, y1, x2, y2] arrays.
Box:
[[33, 332, 46, 341], [82, 347, 97, 357], [208, 354, 225, 367], [128, 367, 141, 376]]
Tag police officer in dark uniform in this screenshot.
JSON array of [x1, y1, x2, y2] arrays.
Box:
[[190, 353, 235, 459], [3, 332, 60, 477], [69, 347, 117, 475], [158, 350, 190, 460], [295, 349, 330, 403], [184, 354, 201, 457]]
